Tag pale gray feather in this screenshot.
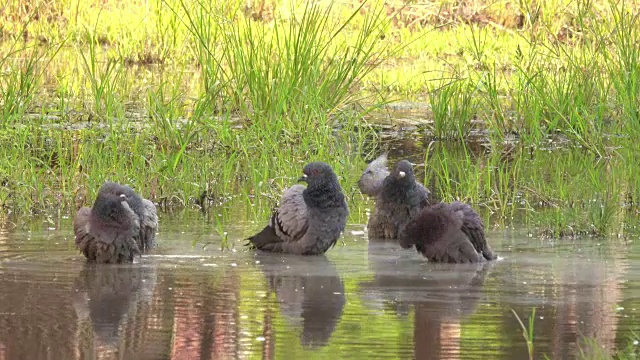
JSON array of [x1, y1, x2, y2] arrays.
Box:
[[269, 184, 308, 242]]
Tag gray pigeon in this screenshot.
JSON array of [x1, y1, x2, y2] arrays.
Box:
[[96, 182, 158, 253], [247, 162, 349, 255], [74, 186, 141, 263], [399, 202, 484, 263], [367, 160, 430, 239], [364, 158, 497, 261], [358, 153, 431, 199], [357, 153, 390, 197]]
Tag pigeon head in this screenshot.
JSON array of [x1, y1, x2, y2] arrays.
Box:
[[379, 159, 420, 205], [391, 160, 416, 183], [358, 153, 390, 197], [299, 162, 339, 187], [92, 192, 138, 232], [299, 162, 345, 209], [98, 182, 144, 217]]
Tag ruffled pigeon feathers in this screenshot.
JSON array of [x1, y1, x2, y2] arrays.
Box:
[[359, 157, 497, 262], [97, 182, 158, 253], [74, 185, 141, 263], [246, 162, 349, 255], [399, 202, 485, 263], [74, 182, 158, 264], [366, 160, 431, 239], [357, 153, 391, 197], [447, 201, 497, 261]]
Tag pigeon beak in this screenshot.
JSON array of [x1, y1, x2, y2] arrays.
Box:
[[298, 174, 308, 183], [399, 171, 406, 178], [119, 194, 127, 200]]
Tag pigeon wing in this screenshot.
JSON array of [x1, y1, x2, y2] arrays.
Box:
[[270, 184, 309, 243], [139, 199, 158, 251], [74, 207, 95, 255], [416, 182, 431, 208], [247, 185, 309, 253], [449, 201, 496, 260]]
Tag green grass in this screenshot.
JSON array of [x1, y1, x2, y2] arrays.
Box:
[[1, 0, 640, 239], [512, 307, 536, 360]]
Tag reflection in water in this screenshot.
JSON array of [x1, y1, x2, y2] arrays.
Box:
[[551, 257, 623, 357], [166, 264, 241, 360], [0, 215, 636, 359], [72, 264, 157, 357], [493, 247, 627, 359], [0, 265, 79, 359], [361, 240, 493, 360], [255, 253, 345, 348]]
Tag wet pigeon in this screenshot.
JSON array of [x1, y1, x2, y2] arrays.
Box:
[[367, 160, 430, 239], [97, 182, 158, 253], [399, 202, 484, 263], [74, 187, 141, 263], [358, 153, 431, 199], [401, 199, 498, 262], [357, 153, 390, 197], [247, 162, 349, 255], [447, 201, 497, 261]]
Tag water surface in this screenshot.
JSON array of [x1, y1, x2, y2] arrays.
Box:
[[0, 213, 637, 359]]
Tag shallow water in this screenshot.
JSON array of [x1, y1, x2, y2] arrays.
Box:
[[0, 212, 638, 359]]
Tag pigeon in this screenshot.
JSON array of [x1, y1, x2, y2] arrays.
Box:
[[399, 202, 485, 263], [96, 182, 158, 253], [357, 153, 391, 197], [367, 160, 430, 239], [74, 186, 141, 264], [358, 153, 431, 199], [446, 201, 497, 261], [362, 158, 497, 261], [247, 162, 349, 255]]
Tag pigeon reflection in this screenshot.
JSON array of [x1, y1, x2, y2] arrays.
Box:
[[360, 240, 494, 360], [72, 263, 157, 350], [256, 253, 345, 348]]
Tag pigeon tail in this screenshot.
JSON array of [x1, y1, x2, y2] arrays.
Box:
[[246, 224, 283, 250]]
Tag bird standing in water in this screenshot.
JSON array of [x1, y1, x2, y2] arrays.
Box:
[[74, 182, 158, 263], [247, 162, 349, 255]]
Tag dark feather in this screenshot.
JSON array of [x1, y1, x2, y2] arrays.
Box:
[[246, 224, 284, 250], [400, 203, 484, 264], [449, 202, 497, 260]]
